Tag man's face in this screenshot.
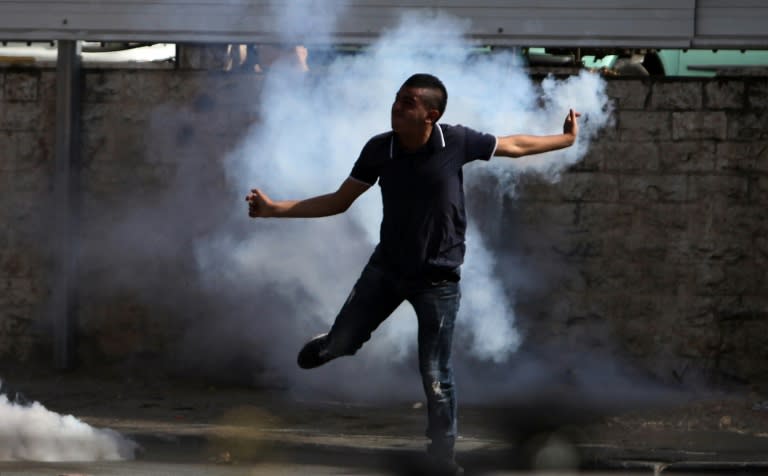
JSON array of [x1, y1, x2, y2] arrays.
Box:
[[391, 86, 435, 134]]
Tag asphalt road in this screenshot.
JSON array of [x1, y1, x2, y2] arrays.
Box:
[[2, 367, 768, 475]]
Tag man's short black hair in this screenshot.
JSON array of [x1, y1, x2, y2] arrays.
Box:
[[402, 73, 448, 121]]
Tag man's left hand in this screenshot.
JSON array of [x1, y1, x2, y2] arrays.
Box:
[[563, 109, 581, 139]]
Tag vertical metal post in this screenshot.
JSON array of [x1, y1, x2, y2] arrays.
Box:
[[52, 40, 82, 370]]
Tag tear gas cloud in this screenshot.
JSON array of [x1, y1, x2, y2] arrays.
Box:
[[268, 0, 348, 43], [195, 6, 613, 399], [0, 382, 136, 462]]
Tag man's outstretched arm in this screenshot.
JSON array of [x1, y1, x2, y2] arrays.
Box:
[[495, 109, 581, 158], [246, 177, 370, 218]]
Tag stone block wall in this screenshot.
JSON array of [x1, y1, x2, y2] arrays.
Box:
[[74, 69, 261, 368], [0, 69, 56, 361], [0, 68, 766, 387], [503, 78, 768, 385]]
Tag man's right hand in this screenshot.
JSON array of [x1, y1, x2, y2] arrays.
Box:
[[246, 188, 273, 217], [243, 178, 369, 219]]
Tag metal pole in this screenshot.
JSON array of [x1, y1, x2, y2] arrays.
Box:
[[52, 40, 81, 370]]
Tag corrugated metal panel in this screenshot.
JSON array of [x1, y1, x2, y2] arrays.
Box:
[[0, 0, 761, 48], [694, 0, 768, 48], [337, 1, 694, 47]]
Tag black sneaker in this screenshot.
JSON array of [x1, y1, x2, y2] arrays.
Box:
[[425, 455, 464, 476], [426, 443, 464, 476], [297, 333, 336, 369]]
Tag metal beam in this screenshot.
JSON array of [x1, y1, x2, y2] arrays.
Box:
[[693, 0, 768, 48], [6, 0, 768, 49], [51, 40, 81, 370], [0, 0, 697, 48]]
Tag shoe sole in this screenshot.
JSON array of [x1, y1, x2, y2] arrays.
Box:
[[297, 333, 331, 369]]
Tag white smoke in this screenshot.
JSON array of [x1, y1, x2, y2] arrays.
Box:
[[194, 8, 612, 396], [0, 382, 137, 462], [460, 225, 520, 362], [268, 0, 348, 43]]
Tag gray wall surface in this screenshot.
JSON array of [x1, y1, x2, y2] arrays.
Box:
[[0, 67, 766, 389]]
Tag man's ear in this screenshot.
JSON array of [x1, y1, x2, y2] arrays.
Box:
[[426, 109, 440, 124]]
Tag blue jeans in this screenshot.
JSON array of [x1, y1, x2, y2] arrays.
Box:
[[325, 264, 461, 450]]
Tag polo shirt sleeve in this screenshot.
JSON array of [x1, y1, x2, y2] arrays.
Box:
[[349, 139, 380, 186], [463, 125, 498, 164]]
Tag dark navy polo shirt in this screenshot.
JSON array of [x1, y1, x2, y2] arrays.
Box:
[[349, 124, 497, 279]]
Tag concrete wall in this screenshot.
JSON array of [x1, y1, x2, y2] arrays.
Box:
[[498, 78, 768, 385], [0, 67, 766, 386], [0, 69, 56, 361]]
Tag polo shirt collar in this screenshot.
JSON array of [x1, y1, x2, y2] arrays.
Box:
[[390, 123, 445, 159]]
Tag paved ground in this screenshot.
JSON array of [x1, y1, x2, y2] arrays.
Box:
[[2, 365, 768, 475]]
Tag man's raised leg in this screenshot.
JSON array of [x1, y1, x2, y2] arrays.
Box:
[[297, 265, 402, 369]]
